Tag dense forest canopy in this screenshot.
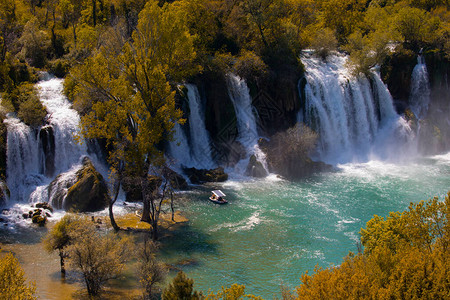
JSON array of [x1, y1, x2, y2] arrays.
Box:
[[0, 0, 448, 94], [0, 0, 448, 180]]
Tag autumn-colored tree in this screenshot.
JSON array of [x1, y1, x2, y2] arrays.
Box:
[[296, 192, 450, 299], [205, 284, 262, 300], [71, 0, 198, 237], [0, 252, 36, 299], [66, 217, 133, 296]]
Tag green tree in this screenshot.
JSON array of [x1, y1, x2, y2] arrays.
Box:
[[43, 214, 82, 278], [18, 17, 51, 68], [0, 252, 36, 300], [162, 271, 202, 300], [394, 5, 440, 50]]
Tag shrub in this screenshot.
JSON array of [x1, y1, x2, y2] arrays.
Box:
[[162, 271, 202, 300], [66, 219, 133, 296], [138, 239, 167, 299], [17, 96, 47, 127]]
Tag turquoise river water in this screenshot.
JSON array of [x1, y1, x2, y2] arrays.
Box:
[[162, 153, 450, 298]]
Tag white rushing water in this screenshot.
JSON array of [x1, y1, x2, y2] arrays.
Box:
[[5, 118, 43, 203], [410, 55, 431, 120], [168, 84, 215, 170], [299, 52, 414, 164], [226, 74, 268, 173], [37, 77, 88, 173], [168, 122, 194, 167], [186, 84, 215, 169], [4, 75, 103, 213]]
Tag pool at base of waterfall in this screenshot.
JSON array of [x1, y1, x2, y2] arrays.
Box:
[[161, 153, 450, 298]]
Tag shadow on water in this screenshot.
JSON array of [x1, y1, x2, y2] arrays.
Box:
[[158, 220, 219, 262]]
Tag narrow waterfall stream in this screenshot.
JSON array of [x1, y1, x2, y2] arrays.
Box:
[[410, 55, 431, 119], [226, 74, 268, 174]]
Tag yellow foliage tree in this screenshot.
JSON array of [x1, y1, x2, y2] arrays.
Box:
[[71, 0, 198, 238], [0, 252, 36, 300], [296, 192, 450, 299]]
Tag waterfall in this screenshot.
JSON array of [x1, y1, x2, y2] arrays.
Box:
[[37, 77, 88, 173], [168, 84, 215, 170], [5, 118, 43, 203], [410, 55, 431, 119], [299, 52, 414, 164], [185, 84, 215, 169], [5, 74, 101, 206], [226, 74, 268, 173], [168, 122, 194, 167]]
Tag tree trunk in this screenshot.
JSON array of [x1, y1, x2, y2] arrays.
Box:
[[92, 0, 97, 27], [170, 191, 175, 222], [141, 199, 151, 223], [151, 220, 158, 241], [58, 249, 66, 279], [109, 180, 121, 232]]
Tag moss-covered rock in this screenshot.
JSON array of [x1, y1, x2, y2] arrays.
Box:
[[31, 208, 47, 226], [164, 168, 188, 190], [48, 157, 109, 212], [380, 49, 417, 111], [39, 125, 55, 177], [63, 157, 110, 212]]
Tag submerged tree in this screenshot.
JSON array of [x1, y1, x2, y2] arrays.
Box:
[[43, 214, 83, 278], [66, 217, 133, 296], [138, 238, 167, 299]]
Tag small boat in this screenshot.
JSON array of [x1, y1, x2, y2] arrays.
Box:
[[209, 190, 228, 204]]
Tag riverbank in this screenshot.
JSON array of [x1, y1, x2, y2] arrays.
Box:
[[0, 209, 190, 299]]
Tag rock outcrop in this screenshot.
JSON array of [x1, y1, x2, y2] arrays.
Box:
[[49, 157, 109, 212], [183, 167, 228, 184], [245, 154, 268, 178]]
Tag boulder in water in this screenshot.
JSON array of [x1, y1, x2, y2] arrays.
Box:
[[64, 157, 110, 212], [164, 168, 188, 190], [48, 172, 78, 209], [245, 154, 268, 178], [183, 167, 228, 184], [31, 208, 47, 226], [49, 157, 110, 212], [35, 202, 54, 213]]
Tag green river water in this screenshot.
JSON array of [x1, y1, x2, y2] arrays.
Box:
[[1, 154, 450, 299], [163, 154, 450, 298]]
